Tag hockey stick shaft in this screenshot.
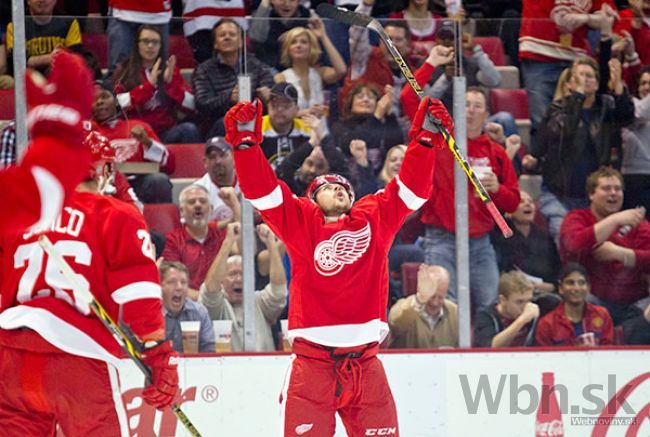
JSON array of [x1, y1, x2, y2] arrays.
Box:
[[38, 235, 202, 437], [316, 5, 513, 238]]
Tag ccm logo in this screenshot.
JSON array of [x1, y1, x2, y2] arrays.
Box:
[[365, 428, 397, 436]]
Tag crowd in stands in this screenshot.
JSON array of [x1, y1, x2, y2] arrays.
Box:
[[2, 0, 650, 352]]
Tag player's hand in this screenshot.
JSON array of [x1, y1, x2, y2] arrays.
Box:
[[25, 49, 94, 146], [408, 97, 453, 148], [224, 99, 263, 149], [140, 341, 179, 410]]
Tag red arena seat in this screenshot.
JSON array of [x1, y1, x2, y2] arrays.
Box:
[[83, 33, 109, 69], [489, 88, 530, 119], [168, 35, 196, 69], [473, 37, 506, 66], [401, 262, 421, 296], [0, 89, 16, 120], [143, 203, 181, 236], [167, 143, 206, 179]]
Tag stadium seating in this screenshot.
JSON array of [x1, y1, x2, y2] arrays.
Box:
[[142, 203, 181, 236], [473, 37, 506, 66], [401, 262, 420, 296], [167, 143, 205, 179], [0, 89, 16, 121], [490, 88, 532, 146]]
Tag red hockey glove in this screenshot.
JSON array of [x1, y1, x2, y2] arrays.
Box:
[[25, 49, 94, 146], [140, 341, 180, 410], [224, 98, 263, 149], [408, 97, 453, 148]]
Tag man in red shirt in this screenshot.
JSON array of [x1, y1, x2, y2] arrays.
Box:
[[560, 167, 650, 325], [224, 96, 450, 436], [419, 87, 520, 312], [161, 184, 232, 298], [536, 263, 614, 346]]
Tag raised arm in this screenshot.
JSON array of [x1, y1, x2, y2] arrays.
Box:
[[374, 98, 452, 237], [224, 100, 311, 253]]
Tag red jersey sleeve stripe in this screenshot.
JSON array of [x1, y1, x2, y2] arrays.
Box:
[[111, 282, 161, 304], [248, 185, 283, 211], [395, 175, 427, 210], [31, 166, 64, 231]]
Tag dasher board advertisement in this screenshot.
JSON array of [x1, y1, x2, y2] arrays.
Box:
[[114, 349, 650, 436]]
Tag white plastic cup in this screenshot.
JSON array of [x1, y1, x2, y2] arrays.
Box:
[[180, 321, 200, 353], [213, 320, 233, 353]]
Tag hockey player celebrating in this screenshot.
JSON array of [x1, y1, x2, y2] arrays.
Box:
[[0, 132, 179, 435], [224, 96, 452, 436], [1, 49, 94, 234]]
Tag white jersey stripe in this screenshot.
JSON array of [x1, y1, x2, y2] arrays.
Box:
[[111, 281, 161, 304], [0, 306, 120, 366], [395, 175, 427, 211], [288, 319, 389, 348], [30, 166, 64, 232], [248, 185, 283, 211], [107, 364, 131, 437]]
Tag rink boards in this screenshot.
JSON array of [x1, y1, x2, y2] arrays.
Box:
[[116, 347, 650, 437]]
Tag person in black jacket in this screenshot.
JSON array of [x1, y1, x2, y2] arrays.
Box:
[[192, 18, 275, 139], [491, 190, 561, 293], [522, 57, 635, 241]]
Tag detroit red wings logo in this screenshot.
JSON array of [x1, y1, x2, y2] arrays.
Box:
[[313, 224, 371, 276]]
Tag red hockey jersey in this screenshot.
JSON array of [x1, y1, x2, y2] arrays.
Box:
[[233, 140, 436, 347], [0, 192, 163, 366], [109, 0, 171, 24], [1, 136, 91, 235], [519, 0, 617, 62]]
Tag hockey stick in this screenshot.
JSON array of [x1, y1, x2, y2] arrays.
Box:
[[316, 4, 513, 238], [37, 235, 202, 437]]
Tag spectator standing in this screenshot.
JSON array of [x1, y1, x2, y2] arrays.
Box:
[[345, 12, 421, 119], [535, 263, 614, 346], [162, 185, 231, 297], [490, 190, 561, 293], [388, 0, 446, 53], [249, 0, 311, 71], [400, 24, 501, 115], [388, 264, 459, 348], [419, 87, 520, 312], [161, 261, 216, 353], [519, 0, 619, 137], [91, 82, 175, 204], [473, 271, 539, 347], [114, 25, 201, 144], [523, 57, 635, 240], [106, 0, 171, 75], [194, 137, 242, 223], [200, 223, 288, 351], [621, 66, 650, 217], [193, 18, 274, 139], [181, 0, 248, 64], [559, 167, 650, 324], [6, 0, 83, 76]]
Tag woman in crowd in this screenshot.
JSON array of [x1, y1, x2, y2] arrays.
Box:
[[113, 25, 201, 144], [330, 82, 405, 173], [378, 144, 407, 188], [274, 22, 347, 119]]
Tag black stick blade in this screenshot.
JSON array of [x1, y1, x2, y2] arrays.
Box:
[[316, 3, 372, 27]]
